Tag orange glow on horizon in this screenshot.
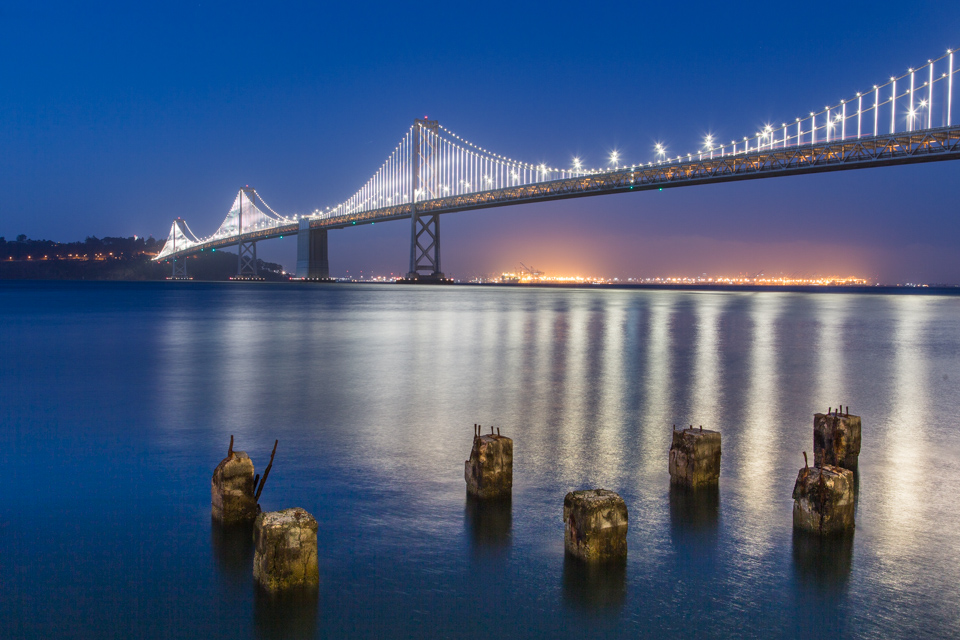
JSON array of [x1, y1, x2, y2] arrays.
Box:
[[496, 271, 870, 286]]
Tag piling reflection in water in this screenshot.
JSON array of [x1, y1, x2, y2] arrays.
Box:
[[253, 586, 319, 640], [464, 495, 512, 554], [669, 485, 720, 575], [791, 530, 854, 594], [669, 484, 720, 534], [561, 555, 627, 612], [210, 520, 255, 583]]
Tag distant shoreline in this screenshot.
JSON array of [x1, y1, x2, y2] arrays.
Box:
[[4, 279, 958, 296]]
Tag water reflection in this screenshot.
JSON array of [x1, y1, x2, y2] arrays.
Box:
[[640, 295, 674, 474], [210, 520, 255, 583], [791, 530, 854, 594], [669, 484, 720, 534], [561, 555, 627, 612], [875, 297, 933, 574], [669, 485, 720, 573], [253, 586, 319, 640], [740, 294, 783, 549], [690, 294, 726, 424], [464, 495, 512, 555], [595, 298, 628, 483], [136, 285, 960, 637], [560, 300, 589, 478], [814, 296, 849, 408]]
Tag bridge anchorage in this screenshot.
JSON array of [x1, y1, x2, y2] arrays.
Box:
[[156, 46, 960, 282]]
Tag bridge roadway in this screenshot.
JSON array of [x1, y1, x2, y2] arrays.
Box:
[[162, 125, 960, 262]]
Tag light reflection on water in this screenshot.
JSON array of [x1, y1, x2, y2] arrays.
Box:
[[2, 282, 960, 639]]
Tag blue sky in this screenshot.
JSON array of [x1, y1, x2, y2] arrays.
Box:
[[2, 1, 959, 282]]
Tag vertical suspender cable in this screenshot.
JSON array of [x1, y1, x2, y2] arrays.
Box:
[[949, 51, 955, 127], [874, 87, 879, 136], [891, 79, 897, 134], [857, 95, 862, 139], [909, 70, 915, 131]]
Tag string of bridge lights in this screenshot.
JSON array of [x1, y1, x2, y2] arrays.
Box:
[[323, 45, 958, 219], [688, 48, 956, 163], [159, 47, 958, 261], [447, 47, 957, 172]]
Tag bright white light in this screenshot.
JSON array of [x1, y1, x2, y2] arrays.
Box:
[[573, 157, 582, 170]]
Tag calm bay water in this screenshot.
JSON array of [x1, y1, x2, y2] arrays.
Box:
[[2, 281, 960, 639]]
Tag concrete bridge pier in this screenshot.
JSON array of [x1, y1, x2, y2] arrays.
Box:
[[296, 220, 329, 279]]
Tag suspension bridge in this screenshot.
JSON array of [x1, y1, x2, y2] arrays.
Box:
[[156, 47, 960, 281]]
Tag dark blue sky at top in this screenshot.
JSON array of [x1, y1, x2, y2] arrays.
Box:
[[2, 1, 959, 282]]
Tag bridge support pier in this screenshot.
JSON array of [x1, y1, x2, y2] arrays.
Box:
[[405, 212, 445, 281], [238, 240, 258, 277], [296, 220, 330, 280], [172, 257, 187, 279]]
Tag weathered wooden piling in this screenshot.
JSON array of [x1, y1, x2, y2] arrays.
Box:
[[253, 508, 320, 592], [212, 436, 259, 524], [464, 424, 513, 499], [563, 489, 628, 562], [814, 408, 861, 470], [669, 425, 721, 488], [792, 455, 855, 535]]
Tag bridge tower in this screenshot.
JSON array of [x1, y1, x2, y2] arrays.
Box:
[[237, 187, 258, 277], [296, 219, 329, 279], [168, 219, 189, 279], [406, 118, 444, 282]]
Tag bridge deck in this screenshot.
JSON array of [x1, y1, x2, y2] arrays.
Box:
[[161, 126, 960, 261]]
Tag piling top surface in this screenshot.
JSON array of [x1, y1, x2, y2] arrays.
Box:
[[671, 428, 721, 449], [564, 489, 626, 510], [814, 412, 861, 421], [466, 433, 514, 464], [794, 464, 853, 484], [563, 489, 629, 533], [213, 451, 253, 480], [257, 507, 317, 531], [675, 426, 720, 437]]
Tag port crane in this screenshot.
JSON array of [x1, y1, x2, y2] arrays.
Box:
[[519, 262, 543, 279]]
